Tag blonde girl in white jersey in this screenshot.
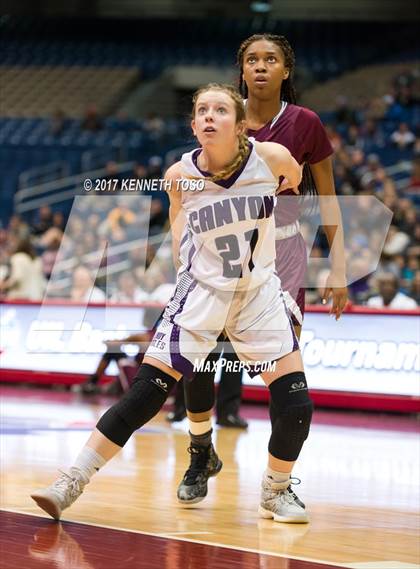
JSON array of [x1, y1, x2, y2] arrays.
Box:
[[31, 84, 311, 524]]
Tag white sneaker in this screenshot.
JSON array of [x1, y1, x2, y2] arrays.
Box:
[[31, 469, 87, 520], [258, 478, 309, 523]]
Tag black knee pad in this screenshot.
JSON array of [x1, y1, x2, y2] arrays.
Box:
[[268, 372, 313, 462], [184, 347, 220, 413], [96, 364, 177, 447]]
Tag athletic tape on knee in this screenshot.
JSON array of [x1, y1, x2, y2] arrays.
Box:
[[268, 372, 313, 462], [96, 364, 177, 447]]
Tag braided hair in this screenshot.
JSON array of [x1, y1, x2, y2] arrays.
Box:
[[191, 83, 249, 183], [237, 34, 316, 196]]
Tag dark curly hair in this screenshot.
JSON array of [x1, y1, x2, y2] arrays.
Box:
[[237, 34, 316, 197]]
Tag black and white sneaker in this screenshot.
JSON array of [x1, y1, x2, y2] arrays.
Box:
[[177, 444, 222, 504]]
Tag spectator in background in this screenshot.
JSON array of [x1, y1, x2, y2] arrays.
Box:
[[52, 211, 65, 232], [147, 156, 163, 179], [410, 271, 420, 304], [401, 248, 419, 280], [149, 199, 167, 234], [8, 214, 30, 243], [407, 157, 420, 195], [364, 96, 387, 121], [367, 273, 417, 309], [31, 206, 53, 237], [106, 197, 137, 243], [334, 95, 358, 126], [0, 229, 11, 282], [41, 236, 61, 279], [110, 272, 149, 304], [390, 123, 416, 150], [70, 265, 105, 303], [144, 113, 165, 140], [133, 163, 147, 181], [382, 225, 411, 257], [81, 104, 103, 132], [0, 238, 45, 300], [360, 119, 385, 150], [346, 124, 364, 150]]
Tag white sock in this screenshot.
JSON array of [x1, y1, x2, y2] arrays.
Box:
[[189, 419, 212, 436], [264, 467, 290, 485], [71, 446, 106, 483]]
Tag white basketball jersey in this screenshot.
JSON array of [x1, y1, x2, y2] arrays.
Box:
[[178, 142, 278, 291]]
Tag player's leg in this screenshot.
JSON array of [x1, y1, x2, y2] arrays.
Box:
[[259, 350, 312, 523], [228, 276, 311, 523], [216, 343, 248, 428], [31, 357, 181, 520], [177, 342, 222, 504], [268, 320, 302, 427], [166, 378, 187, 423]]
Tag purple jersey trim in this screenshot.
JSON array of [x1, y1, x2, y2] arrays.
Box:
[[191, 142, 253, 189], [163, 272, 198, 378], [170, 324, 194, 379]]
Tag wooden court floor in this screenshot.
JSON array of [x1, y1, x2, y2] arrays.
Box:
[[1, 386, 419, 569]]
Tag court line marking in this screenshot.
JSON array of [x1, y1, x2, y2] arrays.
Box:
[[343, 563, 420, 569], [0, 507, 372, 568]]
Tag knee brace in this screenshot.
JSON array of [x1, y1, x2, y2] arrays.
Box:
[[96, 364, 177, 447], [184, 347, 219, 413], [268, 372, 313, 462]]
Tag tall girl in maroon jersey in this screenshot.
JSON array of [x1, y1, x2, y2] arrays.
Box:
[[177, 35, 348, 513], [239, 33, 348, 326]]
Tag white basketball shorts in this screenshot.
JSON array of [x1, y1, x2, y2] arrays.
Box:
[[145, 270, 298, 378]]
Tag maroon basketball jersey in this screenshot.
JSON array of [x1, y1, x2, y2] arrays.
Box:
[[247, 102, 333, 227]]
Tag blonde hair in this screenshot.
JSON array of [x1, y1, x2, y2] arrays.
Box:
[[191, 83, 249, 182]]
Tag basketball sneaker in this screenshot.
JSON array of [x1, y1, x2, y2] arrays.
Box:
[[31, 469, 87, 520], [177, 444, 223, 504], [258, 478, 309, 523]]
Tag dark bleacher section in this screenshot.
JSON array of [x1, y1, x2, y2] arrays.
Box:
[[0, 17, 418, 226], [0, 115, 192, 223], [1, 17, 418, 79]]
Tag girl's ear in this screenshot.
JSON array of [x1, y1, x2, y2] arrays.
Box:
[[191, 119, 196, 137], [236, 120, 246, 136]]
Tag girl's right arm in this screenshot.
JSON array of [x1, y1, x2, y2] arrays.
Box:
[[256, 141, 302, 192], [164, 162, 186, 269]]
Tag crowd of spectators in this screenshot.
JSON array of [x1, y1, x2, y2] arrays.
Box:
[[0, 70, 418, 309], [0, 158, 175, 304], [303, 68, 419, 308]]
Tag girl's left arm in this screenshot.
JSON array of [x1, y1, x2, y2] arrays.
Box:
[[310, 156, 348, 320]]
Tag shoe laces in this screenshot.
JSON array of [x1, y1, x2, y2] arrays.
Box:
[[53, 470, 83, 498], [184, 446, 209, 484], [266, 476, 302, 505], [287, 477, 301, 501]]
